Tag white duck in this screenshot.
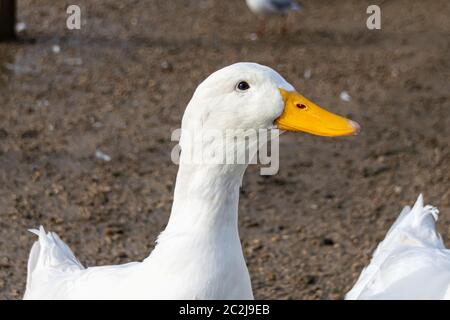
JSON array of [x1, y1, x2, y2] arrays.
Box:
[[347, 194, 450, 300], [245, 0, 302, 35], [24, 62, 359, 299]]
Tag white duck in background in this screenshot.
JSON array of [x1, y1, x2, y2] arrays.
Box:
[[245, 0, 302, 36], [347, 194, 450, 300], [24, 62, 359, 299]]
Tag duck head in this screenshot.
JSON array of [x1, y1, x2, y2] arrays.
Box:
[[182, 62, 359, 135], [179, 63, 359, 166]]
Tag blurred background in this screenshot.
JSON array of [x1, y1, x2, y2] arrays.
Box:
[[0, 0, 449, 299]]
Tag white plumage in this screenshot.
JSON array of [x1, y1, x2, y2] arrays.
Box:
[[347, 194, 450, 300]]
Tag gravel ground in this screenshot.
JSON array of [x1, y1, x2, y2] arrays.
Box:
[[0, 0, 449, 299]]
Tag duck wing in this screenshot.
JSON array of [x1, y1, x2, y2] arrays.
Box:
[[23, 226, 84, 299], [346, 194, 450, 300]]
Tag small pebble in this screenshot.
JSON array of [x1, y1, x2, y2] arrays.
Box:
[[52, 45, 61, 54], [160, 61, 173, 72], [322, 238, 335, 246], [95, 150, 112, 162], [340, 91, 352, 102], [15, 22, 27, 33], [303, 69, 312, 79]]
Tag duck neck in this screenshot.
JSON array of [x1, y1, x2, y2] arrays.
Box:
[[164, 162, 247, 236]]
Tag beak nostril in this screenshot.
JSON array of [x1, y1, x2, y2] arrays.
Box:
[[296, 103, 307, 110]]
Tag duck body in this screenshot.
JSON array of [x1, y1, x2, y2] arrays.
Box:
[[347, 195, 450, 300], [24, 164, 253, 300], [25, 226, 252, 300], [24, 164, 252, 299]]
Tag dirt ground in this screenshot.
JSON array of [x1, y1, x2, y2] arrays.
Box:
[[0, 0, 449, 299]]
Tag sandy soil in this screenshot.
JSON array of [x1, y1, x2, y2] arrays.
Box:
[[0, 0, 449, 299]]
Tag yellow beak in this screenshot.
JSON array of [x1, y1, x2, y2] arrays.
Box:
[[275, 89, 360, 137]]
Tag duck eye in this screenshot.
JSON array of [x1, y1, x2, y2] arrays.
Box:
[[236, 81, 250, 91]]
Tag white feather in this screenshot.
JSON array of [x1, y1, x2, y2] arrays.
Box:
[[346, 195, 450, 300]]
